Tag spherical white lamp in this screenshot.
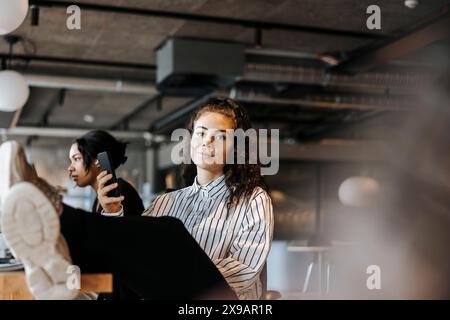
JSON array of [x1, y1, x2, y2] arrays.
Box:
[[338, 176, 380, 207], [0, 70, 30, 112], [0, 0, 29, 35], [405, 0, 419, 9]]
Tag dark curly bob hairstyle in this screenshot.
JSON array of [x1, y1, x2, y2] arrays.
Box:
[[182, 97, 269, 206]]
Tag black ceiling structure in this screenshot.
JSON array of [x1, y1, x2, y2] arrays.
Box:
[[1, 0, 448, 145]]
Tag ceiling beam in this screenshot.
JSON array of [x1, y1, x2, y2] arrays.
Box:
[[278, 139, 390, 163], [30, 0, 388, 40], [333, 6, 450, 73], [40, 89, 66, 126], [155, 139, 390, 169], [110, 94, 161, 130], [149, 93, 215, 134]]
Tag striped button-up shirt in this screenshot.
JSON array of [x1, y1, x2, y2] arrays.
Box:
[[141, 175, 274, 300]]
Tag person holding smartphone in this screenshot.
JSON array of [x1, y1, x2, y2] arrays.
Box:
[[66, 130, 145, 299], [68, 130, 144, 217], [0, 98, 273, 300]]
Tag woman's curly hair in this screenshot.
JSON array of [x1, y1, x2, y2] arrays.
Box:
[[182, 97, 269, 206]]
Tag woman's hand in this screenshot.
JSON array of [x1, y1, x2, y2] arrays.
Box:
[[97, 171, 124, 213]]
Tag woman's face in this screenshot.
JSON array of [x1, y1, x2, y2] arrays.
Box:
[[190, 111, 235, 173], [68, 143, 98, 187]]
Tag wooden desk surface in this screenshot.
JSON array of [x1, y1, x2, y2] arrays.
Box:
[[0, 272, 112, 300]]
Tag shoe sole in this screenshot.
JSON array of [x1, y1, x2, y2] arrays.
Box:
[[1, 182, 79, 300]]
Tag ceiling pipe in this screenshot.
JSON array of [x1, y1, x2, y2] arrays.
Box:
[[23, 74, 158, 94], [17, 65, 430, 96], [245, 48, 339, 66], [1, 126, 166, 143], [0, 53, 156, 70]]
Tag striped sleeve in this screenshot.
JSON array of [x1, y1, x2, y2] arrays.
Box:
[[212, 189, 274, 299], [141, 193, 172, 217]]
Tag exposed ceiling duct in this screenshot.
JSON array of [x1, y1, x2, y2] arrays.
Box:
[[156, 38, 245, 96], [243, 63, 435, 95], [15, 63, 432, 96], [233, 89, 414, 111]]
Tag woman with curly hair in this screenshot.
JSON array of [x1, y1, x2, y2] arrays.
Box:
[[0, 98, 273, 300]]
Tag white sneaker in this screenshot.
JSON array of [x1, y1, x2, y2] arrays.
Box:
[[1, 182, 79, 300]]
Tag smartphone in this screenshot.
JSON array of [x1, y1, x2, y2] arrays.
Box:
[[97, 151, 120, 198]]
